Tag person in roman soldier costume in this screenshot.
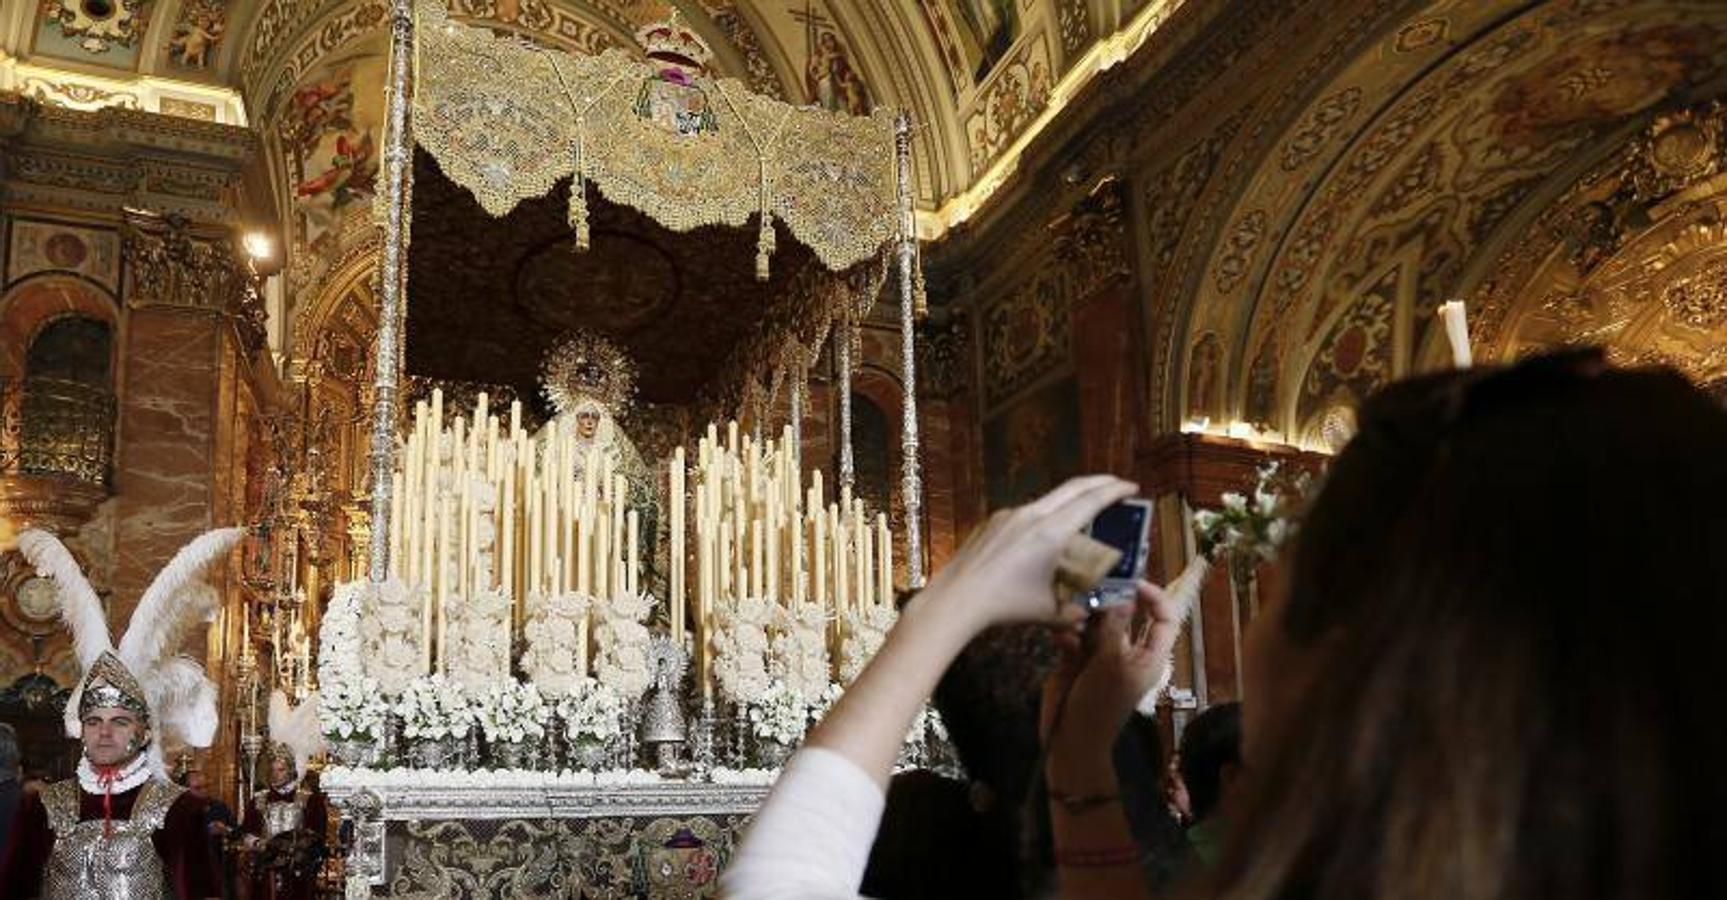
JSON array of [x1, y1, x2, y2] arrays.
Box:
[[241, 690, 327, 900], [0, 528, 242, 900]]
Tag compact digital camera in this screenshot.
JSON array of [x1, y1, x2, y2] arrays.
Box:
[[1076, 498, 1154, 610]]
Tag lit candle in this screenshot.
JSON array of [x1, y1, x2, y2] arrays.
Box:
[[1438, 300, 1472, 368], [813, 505, 827, 608], [671, 448, 685, 642], [576, 484, 590, 595], [766, 482, 780, 604], [612, 474, 626, 595], [877, 513, 893, 606]]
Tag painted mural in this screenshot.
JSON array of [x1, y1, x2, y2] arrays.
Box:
[[950, 0, 1021, 84], [282, 53, 384, 252], [797, 5, 871, 116], [1188, 0, 1727, 436], [984, 377, 1080, 511], [1185, 332, 1222, 421], [5, 220, 121, 294], [914, 0, 1022, 93]]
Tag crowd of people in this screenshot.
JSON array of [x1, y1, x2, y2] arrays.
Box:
[[0, 349, 1719, 899], [724, 349, 1727, 900]]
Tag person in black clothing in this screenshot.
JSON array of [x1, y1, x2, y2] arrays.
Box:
[[1177, 702, 1242, 868], [180, 768, 238, 898], [0, 725, 20, 860]]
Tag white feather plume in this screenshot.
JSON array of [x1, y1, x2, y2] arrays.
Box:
[[267, 689, 326, 776], [17, 529, 112, 670], [150, 656, 219, 748], [117, 528, 245, 674], [1138, 553, 1212, 716]]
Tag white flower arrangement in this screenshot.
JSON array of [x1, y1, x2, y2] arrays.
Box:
[[318, 581, 366, 691], [522, 591, 591, 696], [555, 678, 626, 743], [473, 680, 550, 745], [748, 679, 812, 746], [1193, 462, 1310, 570], [445, 588, 515, 694], [593, 591, 656, 700], [711, 598, 774, 704], [768, 604, 830, 702], [319, 675, 389, 742], [358, 579, 428, 696], [837, 606, 896, 684], [395, 673, 476, 741]]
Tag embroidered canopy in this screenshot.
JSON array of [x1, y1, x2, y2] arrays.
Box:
[[413, 0, 902, 277]]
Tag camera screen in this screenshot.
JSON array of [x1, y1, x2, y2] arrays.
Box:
[[1090, 502, 1149, 580]]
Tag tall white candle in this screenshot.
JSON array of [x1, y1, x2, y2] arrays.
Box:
[[671, 448, 685, 642], [877, 513, 893, 606], [1438, 300, 1472, 368], [627, 510, 640, 598], [813, 505, 827, 607]]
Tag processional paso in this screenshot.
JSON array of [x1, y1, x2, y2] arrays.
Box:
[[320, 0, 932, 786]]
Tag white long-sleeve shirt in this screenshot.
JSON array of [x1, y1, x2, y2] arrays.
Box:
[[720, 747, 887, 900]]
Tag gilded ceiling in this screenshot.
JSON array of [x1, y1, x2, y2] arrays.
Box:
[[0, 0, 1184, 214], [1166, 0, 1727, 441]]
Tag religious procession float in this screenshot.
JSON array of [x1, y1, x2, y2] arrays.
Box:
[[301, 2, 938, 895]]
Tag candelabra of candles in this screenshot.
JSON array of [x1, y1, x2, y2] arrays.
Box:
[[385, 390, 901, 693], [389, 389, 644, 675], [684, 422, 897, 699]]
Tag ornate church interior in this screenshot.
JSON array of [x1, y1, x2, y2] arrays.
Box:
[[1, 0, 1725, 896]]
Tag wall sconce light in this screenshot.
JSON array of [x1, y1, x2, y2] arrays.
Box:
[[242, 231, 284, 277]]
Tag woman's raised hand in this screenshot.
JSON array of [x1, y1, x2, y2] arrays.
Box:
[[915, 475, 1137, 635]]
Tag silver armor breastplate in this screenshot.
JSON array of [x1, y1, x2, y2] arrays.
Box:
[[258, 790, 305, 838], [41, 778, 183, 900]]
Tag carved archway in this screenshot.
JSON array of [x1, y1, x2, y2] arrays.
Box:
[[1460, 104, 1727, 381], [1162, 0, 1727, 436], [0, 275, 121, 380]]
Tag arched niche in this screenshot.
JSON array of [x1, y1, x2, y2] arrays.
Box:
[[0, 274, 121, 381]]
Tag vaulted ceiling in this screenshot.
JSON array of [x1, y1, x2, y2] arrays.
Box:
[[0, 0, 1191, 219]]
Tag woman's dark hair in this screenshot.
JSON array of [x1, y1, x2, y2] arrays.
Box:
[[1199, 350, 1727, 900], [1179, 702, 1241, 824]]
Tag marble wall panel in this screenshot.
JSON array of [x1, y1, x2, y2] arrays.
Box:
[[111, 308, 220, 647]]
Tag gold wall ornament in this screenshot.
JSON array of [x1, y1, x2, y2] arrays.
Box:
[[121, 211, 249, 313], [411, 0, 900, 277], [1630, 103, 1725, 202]]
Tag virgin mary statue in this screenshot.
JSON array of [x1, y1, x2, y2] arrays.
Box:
[[538, 331, 662, 593]]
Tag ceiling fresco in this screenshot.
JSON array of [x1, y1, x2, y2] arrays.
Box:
[[3, 0, 1182, 211]]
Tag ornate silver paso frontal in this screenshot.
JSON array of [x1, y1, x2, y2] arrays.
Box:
[[323, 777, 768, 822]]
